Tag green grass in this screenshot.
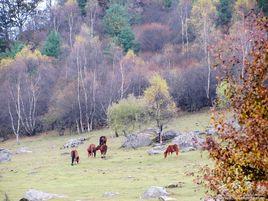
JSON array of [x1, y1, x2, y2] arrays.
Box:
[[0, 110, 212, 201]]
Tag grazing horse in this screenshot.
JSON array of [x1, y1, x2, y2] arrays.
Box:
[[99, 136, 107, 146], [164, 144, 179, 158], [95, 144, 108, 158], [87, 144, 96, 157], [71, 149, 80, 165]]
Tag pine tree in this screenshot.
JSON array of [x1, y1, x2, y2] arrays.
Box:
[[76, 0, 87, 16], [41, 31, 61, 58], [216, 0, 233, 28]]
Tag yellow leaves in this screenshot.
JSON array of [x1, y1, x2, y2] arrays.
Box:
[[144, 74, 170, 103], [0, 47, 48, 69], [15, 47, 44, 60], [75, 35, 86, 44], [65, 0, 76, 6], [0, 57, 13, 69]]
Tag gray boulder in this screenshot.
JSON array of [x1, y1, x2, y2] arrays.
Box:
[[142, 186, 169, 199], [159, 196, 177, 201], [172, 132, 205, 152], [103, 192, 119, 197], [162, 130, 178, 141], [24, 189, 65, 201], [122, 133, 152, 149], [0, 148, 12, 163], [16, 147, 32, 154], [63, 137, 87, 148], [147, 145, 166, 155], [205, 128, 217, 135]]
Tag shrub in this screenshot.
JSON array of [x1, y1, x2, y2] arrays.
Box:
[[168, 66, 217, 112], [107, 95, 148, 136], [136, 23, 171, 52]]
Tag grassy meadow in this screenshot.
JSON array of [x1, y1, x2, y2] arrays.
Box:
[[0, 110, 212, 201]]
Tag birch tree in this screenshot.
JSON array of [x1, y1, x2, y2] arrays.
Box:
[[191, 0, 217, 99]]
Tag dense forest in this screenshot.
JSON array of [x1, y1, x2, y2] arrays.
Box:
[[0, 0, 267, 140]]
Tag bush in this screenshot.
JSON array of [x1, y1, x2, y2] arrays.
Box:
[[136, 23, 171, 52], [168, 66, 217, 111], [107, 95, 148, 136]]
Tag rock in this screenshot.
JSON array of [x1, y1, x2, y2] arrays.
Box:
[[165, 182, 185, 189], [103, 192, 119, 197], [63, 137, 87, 148], [0, 148, 12, 163], [172, 132, 205, 152], [162, 130, 179, 141], [205, 128, 217, 135], [19, 198, 29, 201], [159, 196, 177, 201], [60, 152, 69, 155], [147, 145, 166, 155], [121, 133, 152, 149], [24, 189, 65, 201], [142, 186, 169, 199], [16, 147, 32, 154]]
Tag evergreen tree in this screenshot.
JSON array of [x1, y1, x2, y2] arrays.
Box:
[[41, 31, 61, 58], [258, 0, 268, 16], [0, 41, 24, 58], [76, 0, 87, 16], [103, 4, 129, 36], [216, 0, 233, 28]]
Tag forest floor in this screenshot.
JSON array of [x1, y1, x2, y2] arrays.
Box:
[[0, 110, 212, 201]]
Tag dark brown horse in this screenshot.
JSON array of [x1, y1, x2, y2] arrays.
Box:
[[87, 144, 96, 157], [71, 149, 80, 165], [164, 144, 179, 158], [99, 136, 107, 146], [95, 144, 108, 158]]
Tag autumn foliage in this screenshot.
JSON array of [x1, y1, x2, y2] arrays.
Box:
[[203, 13, 268, 200]]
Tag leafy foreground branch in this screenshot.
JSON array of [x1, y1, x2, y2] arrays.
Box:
[[203, 13, 268, 200]]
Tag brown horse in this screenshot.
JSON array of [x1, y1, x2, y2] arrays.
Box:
[[99, 136, 107, 146], [87, 144, 96, 157], [71, 149, 80, 165], [95, 144, 108, 158], [164, 144, 179, 158]]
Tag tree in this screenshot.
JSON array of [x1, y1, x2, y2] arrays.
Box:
[[103, 4, 129, 36], [0, 41, 24, 58], [216, 0, 233, 30], [191, 0, 217, 99], [203, 13, 268, 200], [144, 74, 176, 143], [76, 0, 87, 16], [258, 0, 268, 16], [117, 26, 137, 52], [41, 30, 61, 58], [0, 0, 41, 43], [107, 95, 148, 137]]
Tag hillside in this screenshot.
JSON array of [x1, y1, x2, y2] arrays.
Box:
[[0, 111, 211, 201]]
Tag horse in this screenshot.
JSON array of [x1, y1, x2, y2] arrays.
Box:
[[71, 149, 80, 165], [87, 144, 96, 157], [95, 144, 108, 158], [164, 144, 179, 158], [99, 136, 107, 146]]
